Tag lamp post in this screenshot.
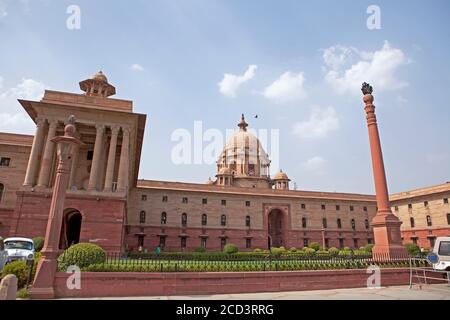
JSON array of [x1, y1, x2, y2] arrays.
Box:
[[30, 115, 82, 299], [361, 83, 407, 259]]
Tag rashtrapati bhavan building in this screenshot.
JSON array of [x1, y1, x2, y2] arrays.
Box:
[[0, 72, 449, 252]]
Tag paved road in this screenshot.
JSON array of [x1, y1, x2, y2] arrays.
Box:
[[59, 284, 450, 300]]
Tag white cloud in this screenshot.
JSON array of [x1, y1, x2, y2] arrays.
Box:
[[324, 41, 408, 95], [302, 156, 327, 172], [130, 64, 144, 72], [292, 106, 339, 140], [0, 76, 3, 89], [262, 71, 307, 104], [0, 78, 46, 134], [218, 65, 257, 98]]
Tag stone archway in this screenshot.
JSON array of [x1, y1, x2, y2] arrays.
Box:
[[268, 209, 284, 248], [60, 209, 82, 250]]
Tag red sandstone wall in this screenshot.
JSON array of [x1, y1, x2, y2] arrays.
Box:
[[9, 191, 126, 252], [53, 268, 411, 298], [0, 208, 13, 238], [401, 228, 450, 249]]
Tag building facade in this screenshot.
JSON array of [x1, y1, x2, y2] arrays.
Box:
[[0, 72, 448, 252]]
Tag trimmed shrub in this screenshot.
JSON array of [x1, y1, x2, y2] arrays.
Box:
[[253, 248, 262, 253], [58, 243, 106, 270], [289, 247, 297, 252], [17, 288, 29, 299], [405, 243, 420, 256], [33, 237, 45, 252], [316, 250, 329, 255], [223, 244, 238, 254], [328, 247, 339, 255], [0, 253, 41, 289], [194, 246, 206, 253], [309, 242, 321, 251], [303, 247, 316, 255], [364, 244, 374, 253]]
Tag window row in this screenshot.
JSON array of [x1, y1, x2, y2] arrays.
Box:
[[397, 198, 449, 211], [301, 217, 370, 230], [141, 195, 252, 207], [408, 215, 450, 227], [301, 204, 368, 212], [152, 237, 253, 250], [139, 211, 252, 227]]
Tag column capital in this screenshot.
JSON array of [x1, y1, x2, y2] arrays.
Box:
[[95, 123, 106, 133], [121, 125, 131, 135], [36, 116, 47, 127], [110, 124, 121, 135]]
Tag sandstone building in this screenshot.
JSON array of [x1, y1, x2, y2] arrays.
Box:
[[0, 72, 448, 252]]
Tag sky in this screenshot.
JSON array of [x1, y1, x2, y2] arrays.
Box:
[[0, 0, 449, 194]]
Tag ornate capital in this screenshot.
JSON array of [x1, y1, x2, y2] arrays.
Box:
[[36, 116, 47, 127], [361, 82, 373, 95], [110, 124, 121, 135], [95, 123, 106, 134], [121, 125, 131, 135]]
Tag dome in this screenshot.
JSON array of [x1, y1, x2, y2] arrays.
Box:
[[273, 170, 289, 180], [92, 70, 108, 83]]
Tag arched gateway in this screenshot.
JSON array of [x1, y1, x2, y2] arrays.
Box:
[[268, 209, 285, 248], [59, 209, 82, 249]]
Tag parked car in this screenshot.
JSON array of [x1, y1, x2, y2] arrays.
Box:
[[4, 237, 35, 264], [430, 237, 450, 271], [0, 237, 7, 270]]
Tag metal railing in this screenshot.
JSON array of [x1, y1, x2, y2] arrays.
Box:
[[409, 257, 450, 291]]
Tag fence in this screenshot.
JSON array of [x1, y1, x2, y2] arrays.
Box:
[[409, 257, 450, 291], [57, 251, 418, 273]]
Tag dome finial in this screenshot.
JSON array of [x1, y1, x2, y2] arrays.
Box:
[[238, 114, 248, 132]]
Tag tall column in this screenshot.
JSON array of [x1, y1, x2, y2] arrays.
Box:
[[104, 125, 120, 192], [362, 82, 406, 259], [37, 119, 59, 187], [87, 124, 105, 191], [30, 115, 81, 299], [117, 126, 130, 192], [23, 117, 47, 187]]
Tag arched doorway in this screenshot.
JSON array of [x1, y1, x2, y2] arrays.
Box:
[[60, 209, 82, 250], [268, 209, 284, 248]]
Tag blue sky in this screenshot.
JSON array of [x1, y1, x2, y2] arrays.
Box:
[[0, 0, 449, 194]]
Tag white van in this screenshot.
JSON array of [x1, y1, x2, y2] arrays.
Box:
[[431, 237, 450, 271]]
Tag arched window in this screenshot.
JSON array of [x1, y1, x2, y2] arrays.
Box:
[[364, 219, 370, 230], [139, 211, 146, 224], [426, 215, 432, 227], [201, 214, 207, 226], [0, 183, 4, 203], [161, 212, 167, 225], [220, 214, 227, 226], [181, 213, 187, 226], [410, 217, 415, 228], [302, 217, 307, 228], [337, 218, 342, 229], [351, 219, 356, 230], [322, 218, 327, 229], [245, 215, 251, 227]]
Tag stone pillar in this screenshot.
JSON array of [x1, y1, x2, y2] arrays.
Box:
[[361, 83, 406, 259], [104, 125, 120, 192], [37, 119, 58, 187], [30, 116, 81, 300], [87, 124, 105, 191], [23, 117, 47, 187], [0, 275, 17, 300], [117, 126, 130, 192]]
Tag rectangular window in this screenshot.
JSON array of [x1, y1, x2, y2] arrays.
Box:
[[162, 196, 168, 202], [0, 157, 11, 167], [424, 201, 428, 207], [246, 201, 251, 207], [301, 203, 306, 209], [447, 213, 450, 225], [221, 200, 226, 206], [159, 236, 166, 249], [321, 204, 326, 210], [141, 195, 147, 201], [429, 237, 436, 248], [444, 198, 449, 204], [201, 238, 207, 249], [353, 239, 358, 249], [363, 206, 368, 212], [221, 238, 227, 250], [350, 206, 354, 211], [182, 197, 188, 204], [394, 206, 399, 211], [303, 239, 309, 247], [202, 198, 207, 205], [181, 237, 187, 249], [137, 235, 144, 248], [408, 203, 412, 209], [339, 239, 344, 249], [325, 238, 329, 249], [246, 238, 252, 249], [336, 205, 340, 211], [87, 151, 94, 161], [412, 238, 418, 245], [368, 238, 373, 245]]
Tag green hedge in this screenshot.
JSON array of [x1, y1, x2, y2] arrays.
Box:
[[0, 252, 42, 289], [32, 237, 45, 252], [58, 243, 106, 270]]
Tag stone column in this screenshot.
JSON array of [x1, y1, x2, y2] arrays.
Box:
[[23, 117, 47, 187], [87, 124, 105, 191], [30, 116, 81, 299], [37, 119, 58, 187], [104, 125, 120, 192], [361, 83, 406, 259], [117, 126, 130, 192]]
